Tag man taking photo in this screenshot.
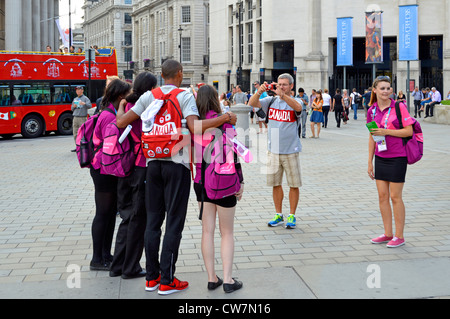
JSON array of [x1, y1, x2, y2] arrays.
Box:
[[249, 74, 303, 229]]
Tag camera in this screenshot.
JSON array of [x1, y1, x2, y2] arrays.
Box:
[[267, 84, 277, 91]]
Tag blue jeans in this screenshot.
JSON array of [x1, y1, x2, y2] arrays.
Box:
[[353, 104, 358, 120]]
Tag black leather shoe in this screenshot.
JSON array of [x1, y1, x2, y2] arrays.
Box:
[[90, 260, 110, 271], [223, 279, 243, 293], [121, 270, 146, 279], [207, 276, 223, 290]]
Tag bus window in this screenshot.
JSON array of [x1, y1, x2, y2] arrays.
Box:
[[53, 84, 77, 104], [13, 83, 51, 105], [0, 84, 9, 106]]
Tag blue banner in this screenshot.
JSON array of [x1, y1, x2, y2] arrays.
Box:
[[337, 17, 353, 66], [399, 5, 419, 61]]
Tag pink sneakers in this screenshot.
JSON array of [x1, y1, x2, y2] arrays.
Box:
[[371, 234, 393, 244], [386, 237, 405, 248], [371, 235, 405, 247]]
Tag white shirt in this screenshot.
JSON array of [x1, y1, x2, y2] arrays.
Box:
[[322, 93, 332, 106]]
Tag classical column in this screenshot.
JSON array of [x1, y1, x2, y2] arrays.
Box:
[[32, 0, 41, 51], [5, 0, 22, 50]]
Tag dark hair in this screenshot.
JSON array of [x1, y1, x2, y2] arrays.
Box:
[[101, 79, 131, 110], [161, 59, 182, 79], [196, 85, 223, 119], [126, 72, 157, 104]]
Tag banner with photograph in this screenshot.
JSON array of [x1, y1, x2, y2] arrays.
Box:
[[365, 11, 383, 63], [399, 5, 419, 61], [337, 17, 353, 66]]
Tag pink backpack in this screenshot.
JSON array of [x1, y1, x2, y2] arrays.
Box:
[[100, 122, 136, 177], [199, 112, 241, 219], [395, 102, 424, 165], [76, 110, 113, 168]]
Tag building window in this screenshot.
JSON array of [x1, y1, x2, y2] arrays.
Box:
[[247, 0, 253, 20], [124, 47, 132, 63], [247, 23, 253, 63], [181, 6, 191, 24], [124, 13, 132, 24], [124, 31, 132, 46], [124, 0, 132, 5], [181, 37, 191, 62]]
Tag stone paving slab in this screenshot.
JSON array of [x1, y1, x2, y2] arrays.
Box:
[[1, 110, 450, 299]]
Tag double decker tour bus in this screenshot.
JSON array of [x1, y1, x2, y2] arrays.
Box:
[[0, 47, 118, 139]]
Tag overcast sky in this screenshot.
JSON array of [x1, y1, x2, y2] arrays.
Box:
[[59, 0, 84, 27]]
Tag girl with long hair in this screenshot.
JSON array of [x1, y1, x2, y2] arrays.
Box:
[[309, 90, 324, 138], [110, 72, 157, 278], [194, 85, 244, 293], [367, 76, 414, 248], [89, 79, 131, 270]]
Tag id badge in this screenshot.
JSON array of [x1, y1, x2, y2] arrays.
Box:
[[377, 138, 388, 152]]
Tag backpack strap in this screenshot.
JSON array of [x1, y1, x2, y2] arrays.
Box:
[[264, 97, 277, 124], [394, 101, 411, 146]]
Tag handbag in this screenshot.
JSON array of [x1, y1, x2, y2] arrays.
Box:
[[342, 111, 349, 121]]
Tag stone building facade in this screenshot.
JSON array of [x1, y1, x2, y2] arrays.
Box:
[[131, 0, 210, 87], [0, 0, 60, 52], [83, 0, 134, 76], [209, 0, 450, 96]]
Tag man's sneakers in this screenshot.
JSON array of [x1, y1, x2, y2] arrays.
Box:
[[146, 275, 189, 295], [285, 214, 296, 229], [268, 213, 296, 229], [268, 213, 284, 227]]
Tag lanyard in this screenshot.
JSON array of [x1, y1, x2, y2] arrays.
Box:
[[372, 106, 391, 129]]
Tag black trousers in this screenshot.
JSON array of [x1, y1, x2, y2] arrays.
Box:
[[144, 161, 191, 285], [414, 100, 422, 117], [426, 101, 438, 117], [334, 107, 343, 127], [322, 106, 330, 128], [110, 166, 147, 276]]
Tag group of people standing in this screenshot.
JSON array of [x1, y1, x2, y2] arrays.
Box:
[[79, 64, 418, 297], [85, 60, 243, 295]]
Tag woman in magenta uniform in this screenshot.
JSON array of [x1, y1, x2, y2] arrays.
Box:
[[367, 76, 414, 248], [90, 79, 131, 270]]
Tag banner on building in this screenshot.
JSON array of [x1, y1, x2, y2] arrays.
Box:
[[337, 17, 353, 66], [399, 5, 419, 61], [365, 11, 383, 63]]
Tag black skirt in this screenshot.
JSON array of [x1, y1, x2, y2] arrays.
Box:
[[194, 183, 237, 208], [375, 156, 408, 183]]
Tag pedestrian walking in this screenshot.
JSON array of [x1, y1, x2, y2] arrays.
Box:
[[332, 88, 344, 128], [309, 90, 324, 138], [322, 89, 332, 128], [367, 76, 414, 248], [71, 86, 91, 152], [296, 88, 309, 138]]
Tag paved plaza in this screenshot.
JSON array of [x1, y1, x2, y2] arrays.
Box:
[[1, 110, 450, 300]]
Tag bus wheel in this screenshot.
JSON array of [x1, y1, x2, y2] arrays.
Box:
[[21, 114, 44, 138], [57, 113, 73, 135]]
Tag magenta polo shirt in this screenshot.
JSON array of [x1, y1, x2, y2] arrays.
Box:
[[92, 104, 117, 171], [367, 99, 415, 159]]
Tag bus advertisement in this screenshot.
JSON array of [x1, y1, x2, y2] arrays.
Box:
[[0, 47, 118, 139]]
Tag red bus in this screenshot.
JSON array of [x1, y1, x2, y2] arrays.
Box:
[[0, 47, 118, 139]]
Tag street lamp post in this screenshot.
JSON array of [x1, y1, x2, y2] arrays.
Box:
[[178, 25, 183, 63], [69, 0, 72, 48], [236, 0, 243, 87]]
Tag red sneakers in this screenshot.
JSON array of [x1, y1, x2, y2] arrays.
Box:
[[158, 277, 189, 295], [145, 275, 161, 292]]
